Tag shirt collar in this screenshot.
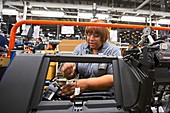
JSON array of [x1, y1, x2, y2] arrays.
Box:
[[84, 42, 109, 53]]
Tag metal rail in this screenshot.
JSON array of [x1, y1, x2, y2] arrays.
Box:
[[45, 53, 118, 63], [9, 20, 170, 55]]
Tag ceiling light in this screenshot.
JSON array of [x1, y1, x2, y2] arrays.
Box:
[[158, 19, 170, 24], [96, 14, 109, 19], [78, 12, 109, 19], [121, 16, 145, 23], [31, 10, 64, 17], [78, 13, 92, 19], [2, 9, 18, 15]]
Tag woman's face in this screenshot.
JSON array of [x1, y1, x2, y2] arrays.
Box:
[[86, 33, 103, 50]]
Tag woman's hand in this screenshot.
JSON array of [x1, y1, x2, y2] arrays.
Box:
[[61, 79, 88, 98], [61, 63, 76, 80]]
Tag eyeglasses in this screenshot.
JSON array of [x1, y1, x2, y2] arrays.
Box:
[[86, 33, 100, 38]]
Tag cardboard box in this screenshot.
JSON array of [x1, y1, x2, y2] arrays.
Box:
[[41, 50, 57, 54], [58, 40, 86, 52], [0, 57, 10, 67]]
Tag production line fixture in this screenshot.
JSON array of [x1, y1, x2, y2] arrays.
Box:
[[0, 20, 169, 113], [8, 20, 170, 56]]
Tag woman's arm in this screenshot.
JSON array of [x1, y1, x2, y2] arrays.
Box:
[[84, 74, 114, 91], [61, 74, 114, 98]]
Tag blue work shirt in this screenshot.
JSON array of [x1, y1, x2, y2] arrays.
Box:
[[0, 35, 9, 48], [73, 42, 121, 78], [167, 43, 170, 52]]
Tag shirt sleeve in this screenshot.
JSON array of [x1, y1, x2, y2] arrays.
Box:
[[73, 44, 83, 55], [107, 45, 122, 74], [112, 46, 122, 56]]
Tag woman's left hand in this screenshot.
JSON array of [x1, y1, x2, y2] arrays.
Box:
[[61, 79, 87, 98]]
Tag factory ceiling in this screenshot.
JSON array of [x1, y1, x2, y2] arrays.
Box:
[[3, 0, 170, 21], [1, 0, 170, 38]]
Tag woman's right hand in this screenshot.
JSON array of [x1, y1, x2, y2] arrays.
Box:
[[61, 63, 76, 80]]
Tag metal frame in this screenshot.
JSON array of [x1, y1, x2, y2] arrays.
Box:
[[8, 20, 170, 56]]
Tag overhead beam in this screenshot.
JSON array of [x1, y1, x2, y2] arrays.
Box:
[[4, 1, 170, 18], [134, 0, 150, 11], [7, 4, 21, 11]]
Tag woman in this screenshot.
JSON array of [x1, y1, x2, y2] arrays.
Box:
[[61, 20, 121, 98]]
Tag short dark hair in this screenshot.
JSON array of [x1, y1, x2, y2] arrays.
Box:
[[38, 38, 42, 42]]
